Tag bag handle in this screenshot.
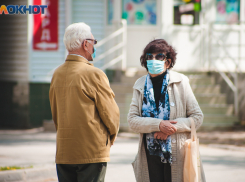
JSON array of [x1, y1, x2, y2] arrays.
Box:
[[190, 117, 197, 142]]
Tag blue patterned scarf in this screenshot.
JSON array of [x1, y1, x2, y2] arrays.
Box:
[[142, 70, 172, 164]]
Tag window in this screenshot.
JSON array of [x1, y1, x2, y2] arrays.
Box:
[[122, 0, 157, 25], [174, 0, 201, 25], [216, 0, 240, 24]]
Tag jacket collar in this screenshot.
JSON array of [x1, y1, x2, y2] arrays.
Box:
[[133, 70, 183, 94], [66, 55, 94, 66], [169, 70, 183, 84]]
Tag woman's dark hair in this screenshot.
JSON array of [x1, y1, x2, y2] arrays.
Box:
[[140, 39, 177, 71]]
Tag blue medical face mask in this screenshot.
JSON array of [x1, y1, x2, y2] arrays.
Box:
[[86, 41, 96, 61], [147, 60, 165, 74], [92, 47, 96, 59]]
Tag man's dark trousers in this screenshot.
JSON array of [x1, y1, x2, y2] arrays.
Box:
[[56, 163, 107, 182]]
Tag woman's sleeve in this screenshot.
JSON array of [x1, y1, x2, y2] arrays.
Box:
[[174, 77, 204, 133], [127, 89, 162, 133]]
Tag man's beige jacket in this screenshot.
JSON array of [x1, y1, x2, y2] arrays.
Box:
[[49, 55, 120, 164]]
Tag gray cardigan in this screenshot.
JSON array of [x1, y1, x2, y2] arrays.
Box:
[[127, 70, 205, 182]]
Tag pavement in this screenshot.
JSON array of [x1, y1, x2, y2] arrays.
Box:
[[0, 128, 245, 182]]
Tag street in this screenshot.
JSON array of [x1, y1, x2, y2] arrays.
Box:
[[0, 131, 245, 182]]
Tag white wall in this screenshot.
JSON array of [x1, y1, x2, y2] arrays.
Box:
[[159, 0, 207, 72], [160, 0, 245, 72], [111, 0, 245, 72], [126, 26, 159, 69], [167, 26, 205, 72]]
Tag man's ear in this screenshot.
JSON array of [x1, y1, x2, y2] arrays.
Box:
[[82, 40, 88, 51]]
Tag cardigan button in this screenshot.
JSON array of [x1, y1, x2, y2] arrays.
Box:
[[172, 157, 176, 162], [172, 139, 176, 143], [170, 102, 175, 107], [168, 87, 172, 91]]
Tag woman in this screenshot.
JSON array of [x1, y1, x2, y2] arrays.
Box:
[[127, 39, 204, 182]]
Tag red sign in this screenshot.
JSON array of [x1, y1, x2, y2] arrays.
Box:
[[33, 0, 58, 50]]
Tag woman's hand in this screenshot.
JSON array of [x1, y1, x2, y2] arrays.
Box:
[[154, 132, 168, 140], [159, 120, 177, 135]]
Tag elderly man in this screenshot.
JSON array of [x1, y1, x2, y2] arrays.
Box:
[[49, 22, 120, 182]]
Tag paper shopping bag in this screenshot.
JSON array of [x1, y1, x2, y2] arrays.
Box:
[[183, 118, 203, 182]]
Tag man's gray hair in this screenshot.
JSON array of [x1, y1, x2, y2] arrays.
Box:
[[63, 22, 92, 52]]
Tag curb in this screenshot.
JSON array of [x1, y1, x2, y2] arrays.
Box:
[[0, 166, 57, 182], [207, 144, 245, 151], [117, 132, 139, 139], [0, 128, 44, 135]]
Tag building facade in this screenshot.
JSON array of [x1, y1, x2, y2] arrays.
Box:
[[0, 0, 244, 128]]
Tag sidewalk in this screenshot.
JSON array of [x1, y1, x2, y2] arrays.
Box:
[[0, 128, 57, 182], [0, 128, 245, 182]]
